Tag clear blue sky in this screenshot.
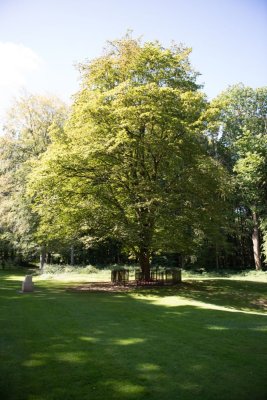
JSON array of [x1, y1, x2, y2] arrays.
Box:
[[0, 0, 266, 121]]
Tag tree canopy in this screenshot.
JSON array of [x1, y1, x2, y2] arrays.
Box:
[[28, 37, 229, 276], [208, 84, 267, 269], [0, 37, 266, 273], [0, 93, 68, 265]]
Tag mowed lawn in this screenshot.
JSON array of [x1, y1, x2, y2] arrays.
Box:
[[0, 270, 267, 400]]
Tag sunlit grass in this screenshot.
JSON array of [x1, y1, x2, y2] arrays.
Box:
[[182, 269, 267, 282], [131, 293, 267, 315]]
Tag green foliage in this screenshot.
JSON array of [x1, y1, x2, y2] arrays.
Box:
[[2, 39, 265, 272], [234, 131, 267, 210], [0, 93, 68, 262], [42, 264, 99, 275], [208, 84, 267, 268], [29, 36, 229, 272]]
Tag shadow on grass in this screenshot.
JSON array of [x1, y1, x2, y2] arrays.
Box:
[[0, 272, 267, 400]]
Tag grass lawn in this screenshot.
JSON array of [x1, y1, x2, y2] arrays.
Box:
[[0, 269, 267, 400]]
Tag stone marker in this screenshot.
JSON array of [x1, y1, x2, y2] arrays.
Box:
[[22, 275, 34, 293]]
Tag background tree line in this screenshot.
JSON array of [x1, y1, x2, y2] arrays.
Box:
[[0, 36, 266, 274]]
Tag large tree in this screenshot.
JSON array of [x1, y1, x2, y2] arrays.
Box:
[[207, 84, 267, 269], [30, 37, 228, 278], [0, 93, 68, 266]]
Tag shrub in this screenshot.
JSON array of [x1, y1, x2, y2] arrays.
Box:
[[42, 264, 99, 275]]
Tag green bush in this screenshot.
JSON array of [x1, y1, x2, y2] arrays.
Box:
[[42, 264, 99, 275]]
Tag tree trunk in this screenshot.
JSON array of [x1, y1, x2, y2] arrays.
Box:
[[46, 252, 51, 264], [215, 243, 219, 269], [252, 211, 262, 270], [137, 206, 154, 281], [40, 246, 46, 272], [139, 248, 151, 281], [70, 245, 74, 266], [180, 255, 185, 269]]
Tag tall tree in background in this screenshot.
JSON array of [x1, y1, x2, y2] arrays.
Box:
[[0, 93, 68, 267], [208, 84, 267, 269], [30, 36, 228, 278]]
